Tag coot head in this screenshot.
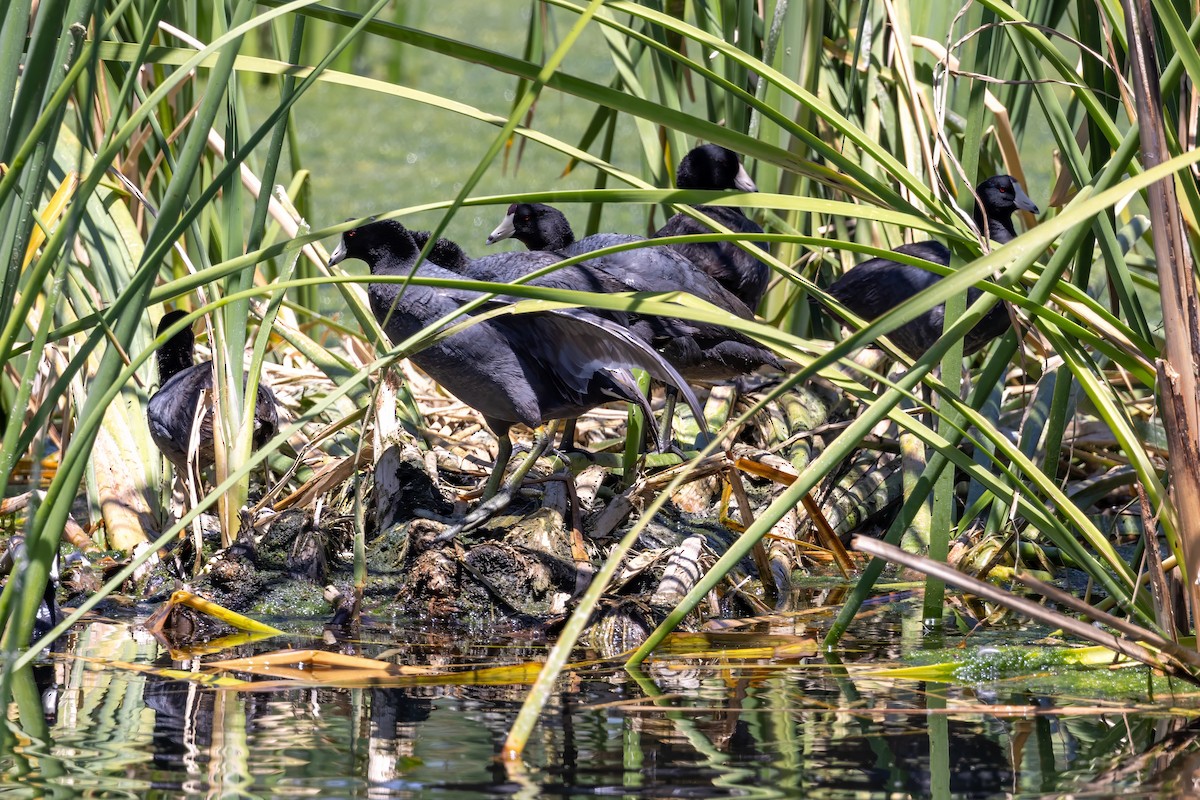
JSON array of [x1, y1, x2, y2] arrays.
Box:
[[155, 309, 196, 383], [676, 144, 758, 193], [329, 217, 416, 272], [975, 175, 1039, 219], [485, 202, 575, 250]]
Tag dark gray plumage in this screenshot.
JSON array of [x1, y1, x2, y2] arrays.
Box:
[[823, 175, 1039, 358], [328, 219, 706, 487], [465, 247, 642, 333], [147, 310, 280, 475], [409, 229, 472, 271], [652, 144, 771, 311], [484, 202, 780, 381]]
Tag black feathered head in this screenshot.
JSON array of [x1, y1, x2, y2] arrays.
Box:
[[328, 218, 418, 273], [676, 144, 758, 193]]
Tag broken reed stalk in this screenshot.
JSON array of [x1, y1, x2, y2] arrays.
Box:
[[1137, 483, 1181, 636], [723, 466, 778, 606], [1122, 0, 1200, 628], [1010, 572, 1200, 669], [851, 535, 1200, 685], [732, 455, 853, 577]]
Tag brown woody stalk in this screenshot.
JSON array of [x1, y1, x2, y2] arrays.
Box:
[[852, 536, 1200, 684], [1123, 0, 1200, 633]]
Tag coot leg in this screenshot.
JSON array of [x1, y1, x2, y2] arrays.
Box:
[[558, 418, 577, 451], [656, 387, 712, 456], [657, 387, 679, 453], [435, 423, 558, 542], [557, 417, 598, 457], [482, 434, 514, 501]]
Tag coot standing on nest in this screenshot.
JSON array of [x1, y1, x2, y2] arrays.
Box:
[[484, 201, 780, 382], [652, 143, 771, 311], [328, 218, 705, 499], [822, 175, 1039, 358], [485, 202, 780, 450], [147, 310, 280, 476]]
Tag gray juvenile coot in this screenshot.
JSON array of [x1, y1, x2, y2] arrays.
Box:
[[147, 310, 280, 475], [484, 202, 780, 382], [823, 175, 1039, 358], [651, 144, 771, 311], [328, 218, 705, 492]]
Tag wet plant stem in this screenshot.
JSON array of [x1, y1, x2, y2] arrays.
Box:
[[854, 535, 1200, 683], [926, 295, 965, 622]]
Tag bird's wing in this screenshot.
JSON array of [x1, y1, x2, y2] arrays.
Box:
[[502, 309, 708, 434]]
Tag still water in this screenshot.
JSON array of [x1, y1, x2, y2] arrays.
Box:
[[4, 597, 1199, 799]]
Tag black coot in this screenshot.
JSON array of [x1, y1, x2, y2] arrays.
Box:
[[652, 144, 771, 310], [410, 229, 472, 271], [823, 175, 1038, 358], [147, 310, 280, 475], [328, 219, 705, 495], [485, 202, 779, 381]]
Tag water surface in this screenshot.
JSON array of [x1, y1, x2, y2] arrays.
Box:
[[5, 597, 1197, 799]]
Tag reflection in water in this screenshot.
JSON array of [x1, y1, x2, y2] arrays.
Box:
[[3, 611, 1200, 798]]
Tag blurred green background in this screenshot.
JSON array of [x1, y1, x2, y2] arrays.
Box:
[[250, 1, 653, 254]]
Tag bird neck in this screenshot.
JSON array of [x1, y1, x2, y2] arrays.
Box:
[[156, 337, 194, 383], [541, 227, 574, 251], [367, 248, 417, 277], [973, 204, 1019, 244]]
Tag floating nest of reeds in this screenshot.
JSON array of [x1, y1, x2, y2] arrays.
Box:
[[119, 351, 930, 657]]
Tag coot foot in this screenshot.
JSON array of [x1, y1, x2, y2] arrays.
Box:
[[431, 424, 559, 544]]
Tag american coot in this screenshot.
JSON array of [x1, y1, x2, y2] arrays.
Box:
[[410, 229, 472, 271], [328, 219, 705, 497], [486, 201, 744, 312], [484, 202, 780, 382], [652, 144, 771, 311], [147, 310, 280, 476], [823, 175, 1039, 358]]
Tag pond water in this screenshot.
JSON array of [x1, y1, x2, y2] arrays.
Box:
[[4, 595, 1197, 799]]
